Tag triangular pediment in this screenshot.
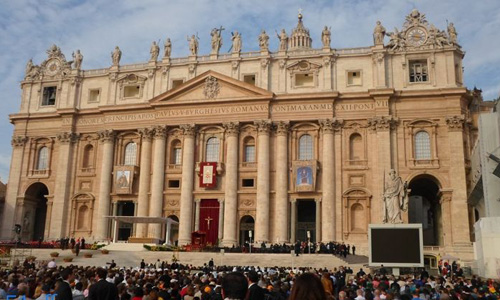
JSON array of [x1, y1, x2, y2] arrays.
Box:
[[150, 70, 273, 105]]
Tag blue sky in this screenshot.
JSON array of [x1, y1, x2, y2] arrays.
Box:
[[0, 0, 499, 182]]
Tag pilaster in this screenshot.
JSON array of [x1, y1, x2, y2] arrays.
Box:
[[149, 126, 167, 239], [222, 122, 239, 246], [255, 120, 271, 243], [136, 128, 154, 238], [178, 124, 196, 245], [274, 121, 289, 243]]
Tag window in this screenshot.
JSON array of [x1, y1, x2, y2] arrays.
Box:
[[171, 140, 182, 165], [88, 89, 101, 103], [295, 73, 314, 87], [124, 142, 137, 165], [349, 133, 363, 160], [77, 205, 89, 230], [36, 147, 49, 170], [409, 60, 428, 82], [243, 137, 255, 162], [171, 79, 184, 89], [124, 85, 140, 98], [298, 134, 313, 160], [205, 137, 219, 162], [42, 86, 57, 106], [347, 71, 362, 85], [351, 204, 365, 231], [243, 75, 256, 85], [415, 131, 431, 160], [168, 180, 180, 188], [242, 179, 255, 187], [82, 145, 94, 168]]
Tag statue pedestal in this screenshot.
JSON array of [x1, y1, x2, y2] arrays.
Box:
[[372, 44, 385, 50], [210, 53, 218, 60], [148, 61, 157, 67], [231, 52, 240, 58], [188, 55, 197, 62], [260, 50, 269, 56], [109, 65, 119, 71], [277, 50, 287, 56], [162, 57, 171, 64], [322, 47, 331, 53]]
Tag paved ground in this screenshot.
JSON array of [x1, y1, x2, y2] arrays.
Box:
[[24, 243, 368, 270]]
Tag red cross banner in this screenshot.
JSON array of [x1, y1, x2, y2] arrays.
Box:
[[199, 162, 217, 188]]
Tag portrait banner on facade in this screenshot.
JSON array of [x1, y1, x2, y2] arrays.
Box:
[[114, 166, 135, 194], [199, 162, 217, 188], [293, 160, 317, 192]]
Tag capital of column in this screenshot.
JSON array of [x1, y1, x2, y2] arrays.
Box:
[[445, 115, 467, 131], [11, 136, 28, 147], [274, 121, 289, 136], [180, 124, 196, 137], [290, 198, 297, 204], [223, 122, 240, 137], [315, 197, 322, 203], [139, 127, 155, 141], [254, 120, 272, 135], [56, 132, 79, 144], [218, 198, 225, 204], [153, 125, 167, 139], [368, 116, 398, 131], [194, 198, 201, 204], [319, 118, 343, 133], [97, 129, 116, 143]]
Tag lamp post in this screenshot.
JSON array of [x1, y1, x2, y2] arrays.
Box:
[[249, 230, 252, 254], [307, 231, 311, 254]]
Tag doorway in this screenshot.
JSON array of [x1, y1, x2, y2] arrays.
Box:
[[24, 183, 49, 241], [239, 215, 255, 246], [116, 201, 134, 241], [296, 199, 316, 243], [199, 199, 220, 245]]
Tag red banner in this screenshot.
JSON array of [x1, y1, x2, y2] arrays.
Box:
[[199, 199, 220, 245], [199, 162, 217, 188]]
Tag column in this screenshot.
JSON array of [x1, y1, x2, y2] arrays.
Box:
[[223, 122, 239, 246], [178, 124, 196, 246], [96, 130, 116, 240], [274, 122, 289, 243], [49, 132, 77, 239], [149, 126, 167, 240], [290, 198, 297, 243], [0, 136, 27, 239], [255, 120, 271, 243], [194, 199, 201, 231], [445, 115, 472, 245], [136, 128, 154, 238], [218, 198, 224, 244], [320, 119, 336, 242], [315, 198, 322, 243]]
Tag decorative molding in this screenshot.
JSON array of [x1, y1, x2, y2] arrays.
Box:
[[320, 118, 344, 133], [203, 76, 221, 99], [368, 116, 398, 131], [180, 124, 196, 137], [260, 58, 270, 69], [223, 122, 240, 136], [97, 130, 116, 143], [138, 128, 155, 141], [231, 60, 240, 70], [445, 115, 466, 131], [11, 136, 28, 147], [275, 121, 290, 136], [153, 125, 167, 139], [254, 120, 272, 134], [56, 132, 79, 144]]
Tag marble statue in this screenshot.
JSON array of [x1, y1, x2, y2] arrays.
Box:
[[373, 21, 386, 45], [150, 41, 160, 61], [231, 31, 242, 53], [321, 26, 331, 48], [111, 46, 122, 65], [258, 30, 269, 51], [187, 35, 199, 56], [447, 22, 457, 44], [276, 29, 288, 51], [382, 169, 408, 224], [72, 50, 83, 69], [211, 27, 224, 54], [25, 59, 34, 76], [164, 38, 172, 58]]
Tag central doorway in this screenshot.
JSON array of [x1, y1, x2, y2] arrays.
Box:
[[116, 201, 135, 241], [24, 183, 49, 241], [239, 215, 255, 246], [199, 199, 219, 245], [296, 199, 316, 243]]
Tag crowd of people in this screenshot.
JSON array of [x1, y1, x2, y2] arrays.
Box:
[[228, 241, 355, 257], [0, 256, 498, 300]]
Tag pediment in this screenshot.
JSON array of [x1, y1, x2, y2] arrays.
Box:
[[150, 70, 273, 105], [287, 60, 322, 72]]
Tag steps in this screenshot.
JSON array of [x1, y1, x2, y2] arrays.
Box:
[[102, 243, 147, 252]]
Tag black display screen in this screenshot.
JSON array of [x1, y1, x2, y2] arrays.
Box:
[[371, 228, 421, 264]]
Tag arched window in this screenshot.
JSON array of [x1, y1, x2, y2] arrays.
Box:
[[77, 205, 89, 230], [415, 131, 431, 160], [36, 147, 49, 170], [298, 134, 313, 160], [171, 140, 182, 165], [206, 137, 219, 162], [351, 203, 365, 231], [82, 144, 94, 168], [124, 142, 137, 165], [243, 137, 255, 162], [349, 133, 363, 161]]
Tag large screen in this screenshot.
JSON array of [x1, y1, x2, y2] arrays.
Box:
[[369, 224, 423, 267]]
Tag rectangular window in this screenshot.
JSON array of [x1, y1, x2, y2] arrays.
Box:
[[295, 73, 314, 87], [243, 75, 256, 85], [124, 85, 140, 98], [347, 71, 362, 85], [42, 86, 57, 106], [168, 180, 180, 188], [242, 179, 255, 187], [409, 60, 428, 83], [88, 89, 101, 103], [171, 79, 184, 89], [173, 148, 182, 165], [244, 145, 255, 163]]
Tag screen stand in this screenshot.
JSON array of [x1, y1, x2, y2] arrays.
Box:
[[392, 267, 400, 276]]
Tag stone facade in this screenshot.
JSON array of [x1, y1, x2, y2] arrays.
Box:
[[1, 10, 481, 259]]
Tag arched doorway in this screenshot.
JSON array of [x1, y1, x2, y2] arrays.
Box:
[[167, 215, 179, 246], [408, 175, 442, 246], [239, 215, 255, 246], [23, 183, 49, 241]]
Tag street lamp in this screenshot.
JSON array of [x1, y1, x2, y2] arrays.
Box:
[[249, 230, 252, 254], [307, 231, 311, 254]]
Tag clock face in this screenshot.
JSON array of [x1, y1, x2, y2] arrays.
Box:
[[45, 59, 61, 76], [406, 27, 427, 47]]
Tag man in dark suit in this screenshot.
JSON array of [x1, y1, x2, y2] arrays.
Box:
[[55, 268, 74, 300], [222, 272, 247, 300], [88, 268, 119, 300], [247, 270, 265, 300]]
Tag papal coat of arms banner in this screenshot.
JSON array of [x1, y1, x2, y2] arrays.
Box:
[[199, 162, 217, 188]]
